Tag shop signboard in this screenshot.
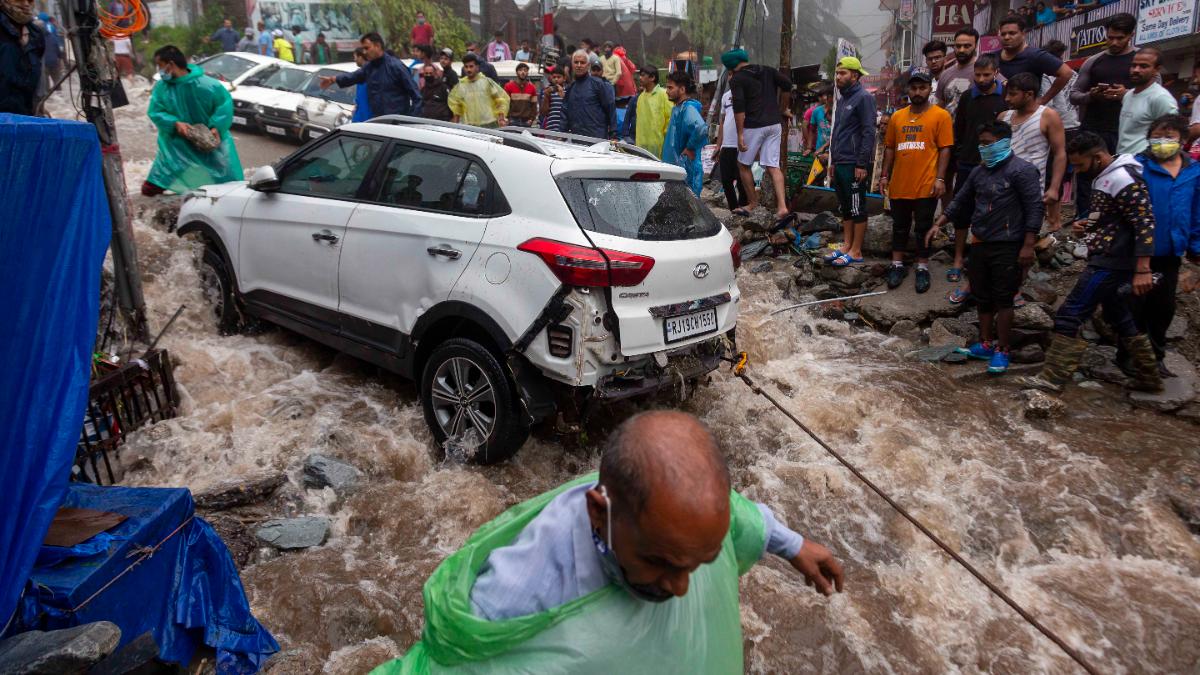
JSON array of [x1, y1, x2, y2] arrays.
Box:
[[1136, 0, 1198, 44], [1070, 16, 1110, 58], [933, 0, 974, 34]]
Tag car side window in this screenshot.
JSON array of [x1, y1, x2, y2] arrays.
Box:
[[278, 135, 384, 200], [376, 145, 486, 214]]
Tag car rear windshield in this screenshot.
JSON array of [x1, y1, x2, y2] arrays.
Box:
[[557, 178, 722, 241], [304, 69, 356, 104], [200, 54, 255, 82]]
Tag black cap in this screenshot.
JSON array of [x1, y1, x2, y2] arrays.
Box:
[[908, 67, 933, 83]]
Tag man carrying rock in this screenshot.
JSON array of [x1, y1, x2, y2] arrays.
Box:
[[371, 410, 843, 672], [879, 68, 952, 294], [927, 120, 1043, 375], [1015, 131, 1162, 393]]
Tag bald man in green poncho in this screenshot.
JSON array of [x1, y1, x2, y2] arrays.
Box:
[[142, 45, 243, 196], [373, 411, 844, 674]]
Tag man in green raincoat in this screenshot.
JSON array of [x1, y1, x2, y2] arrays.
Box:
[[143, 45, 243, 196], [373, 410, 844, 673]]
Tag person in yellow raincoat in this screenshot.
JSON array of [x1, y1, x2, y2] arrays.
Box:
[[634, 64, 672, 158], [143, 45, 242, 195], [448, 53, 509, 128], [370, 411, 844, 674], [271, 29, 294, 62]]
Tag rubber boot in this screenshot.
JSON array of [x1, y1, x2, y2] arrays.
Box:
[[1014, 335, 1088, 393], [1122, 334, 1164, 393]]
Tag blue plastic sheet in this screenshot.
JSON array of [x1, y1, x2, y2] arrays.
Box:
[[17, 484, 279, 672], [0, 114, 111, 630]]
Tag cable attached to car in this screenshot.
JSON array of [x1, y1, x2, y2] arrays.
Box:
[[726, 351, 1101, 675]]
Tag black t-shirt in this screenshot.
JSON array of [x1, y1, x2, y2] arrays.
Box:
[[996, 46, 1063, 92], [1081, 51, 1135, 132], [730, 65, 792, 129]]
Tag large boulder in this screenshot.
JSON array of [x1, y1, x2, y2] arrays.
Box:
[[818, 263, 869, 289], [1013, 304, 1055, 331], [0, 622, 121, 675], [256, 516, 331, 550], [852, 261, 965, 329], [194, 470, 286, 511], [863, 214, 894, 257], [928, 319, 968, 348], [888, 319, 922, 342], [1129, 352, 1198, 413]]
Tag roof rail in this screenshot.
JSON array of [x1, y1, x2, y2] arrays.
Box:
[[365, 115, 550, 156], [497, 126, 661, 162]]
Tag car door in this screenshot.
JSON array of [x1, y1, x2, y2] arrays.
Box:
[[337, 143, 495, 352], [238, 132, 386, 332]]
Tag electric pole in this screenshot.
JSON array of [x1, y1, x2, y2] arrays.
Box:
[[59, 0, 148, 343], [705, 0, 749, 129], [778, 0, 794, 209], [638, 0, 646, 63]]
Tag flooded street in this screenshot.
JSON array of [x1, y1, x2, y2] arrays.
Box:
[[84, 84, 1200, 673]]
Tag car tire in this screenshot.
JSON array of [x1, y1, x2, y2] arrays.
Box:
[[420, 338, 529, 464], [199, 246, 243, 335]]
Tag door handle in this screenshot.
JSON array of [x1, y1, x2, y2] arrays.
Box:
[[427, 246, 462, 260], [312, 230, 338, 243]]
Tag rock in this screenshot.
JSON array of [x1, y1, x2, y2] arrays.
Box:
[[1011, 328, 1049, 349], [880, 336, 916, 352], [1010, 344, 1045, 364], [1022, 281, 1058, 305], [0, 622, 121, 674], [810, 284, 838, 300], [194, 470, 286, 511], [709, 206, 732, 223], [863, 215, 894, 257], [1164, 476, 1200, 535], [1027, 270, 1052, 283], [1021, 390, 1066, 419], [255, 516, 331, 550], [750, 260, 773, 274], [87, 632, 159, 675], [943, 350, 969, 363], [1013, 304, 1054, 331], [1034, 235, 1057, 251], [853, 261, 964, 329], [303, 454, 363, 493], [740, 239, 771, 261], [818, 264, 869, 288], [1054, 250, 1076, 267], [1129, 352, 1198, 413], [843, 312, 860, 322], [928, 320, 968, 348], [206, 514, 258, 568], [1166, 315, 1188, 341], [1081, 345, 1127, 385], [1072, 244, 1089, 259], [930, 249, 952, 263], [866, 262, 889, 278], [915, 345, 958, 362], [888, 319, 922, 342], [794, 266, 816, 286], [1176, 401, 1200, 424]]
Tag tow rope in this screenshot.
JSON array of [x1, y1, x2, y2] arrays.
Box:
[[728, 352, 1100, 675]]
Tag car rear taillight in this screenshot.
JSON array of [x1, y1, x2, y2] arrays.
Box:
[[518, 238, 655, 287], [629, 172, 660, 181], [730, 239, 742, 270]]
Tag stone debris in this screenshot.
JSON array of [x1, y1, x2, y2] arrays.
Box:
[[0, 622, 121, 675], [1013, 304, 1055, 331], [303, 454, 363, 493], [256, 516, 331, 550], [194, 470, 286, 511], [888, 319, 922, 342], [1010, 344, 1046, 364], [1129, 352, 1198, 413], [1020, 390, 1066, 420]]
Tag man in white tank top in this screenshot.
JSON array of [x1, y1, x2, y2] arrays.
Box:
[[1001, 72, 1067, 231]]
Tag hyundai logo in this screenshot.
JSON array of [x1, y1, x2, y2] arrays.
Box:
[[693, 263, 710, 279]]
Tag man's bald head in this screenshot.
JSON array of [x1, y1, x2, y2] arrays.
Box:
[[588, 411, 732, 601], [599, 410, 731, 521]]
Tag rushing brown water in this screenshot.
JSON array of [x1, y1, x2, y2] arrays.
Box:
[[108, 158, 1200, 674]]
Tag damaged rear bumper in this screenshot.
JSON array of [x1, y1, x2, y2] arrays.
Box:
[[593, 331, 735, 401]]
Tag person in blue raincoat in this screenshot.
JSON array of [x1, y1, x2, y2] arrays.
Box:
[[350, 46, 372, 122], [144, 45, 243, 195], [662, 70, 708, 195]]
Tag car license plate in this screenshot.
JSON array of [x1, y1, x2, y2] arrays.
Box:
[[265, 125, 286, 136], [663, 308, 718, 344], [232, 115, 248, 126]]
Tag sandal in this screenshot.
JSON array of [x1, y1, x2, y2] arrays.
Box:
[[823, 248, 845, 262], [1013, 293, 1027, 308], [946, 267, 962, 282], [947, 288, 969, 304], [731, 207, 753, 217], [830, 253, 862, 268]]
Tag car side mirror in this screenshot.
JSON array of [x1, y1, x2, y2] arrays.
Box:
[[249, 165, 280, 191]]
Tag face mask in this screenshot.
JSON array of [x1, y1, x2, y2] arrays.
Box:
[[1149, 139, 1181, 160], [416, 17, 425, 24], [1, 0, 35, 25], [979, 138, 1012, 167], [158, 68, 173, 81], [592, 486, 674, 603]]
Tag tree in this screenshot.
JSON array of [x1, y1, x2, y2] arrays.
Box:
[[355, 0, 475, 56], [685, 0, 739, 63]]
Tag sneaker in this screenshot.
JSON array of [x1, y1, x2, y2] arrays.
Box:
[[915, 267, 931, 294], [987, 350, 1010, 374], [886, 264, 908, 289], [958, 341, 995, 360]]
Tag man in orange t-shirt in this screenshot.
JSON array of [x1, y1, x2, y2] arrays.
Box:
[[880, 68, 954, 293]]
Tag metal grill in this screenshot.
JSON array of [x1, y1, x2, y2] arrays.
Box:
[[75, 349, 178, 485]]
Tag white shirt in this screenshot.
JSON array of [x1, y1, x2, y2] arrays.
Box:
[[112, 37, 133, 56], [1191, 98, 1200, 127], [719, 90, 738, 148]]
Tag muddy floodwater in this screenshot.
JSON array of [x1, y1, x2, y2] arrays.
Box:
[[109, 166, 1200, 673]]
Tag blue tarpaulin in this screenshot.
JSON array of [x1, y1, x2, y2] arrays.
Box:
[[17, 484, 279, 672], [0, 114, 111, 631]]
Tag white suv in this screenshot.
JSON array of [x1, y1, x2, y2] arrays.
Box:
[[175, 117, 740, 462]]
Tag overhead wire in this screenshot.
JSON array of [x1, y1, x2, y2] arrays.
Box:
[[98, 0, 148, 38]]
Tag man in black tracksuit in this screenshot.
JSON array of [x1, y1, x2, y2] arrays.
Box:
[[930, 120, 1043, 374], [826, 56, 877, 266], [1016, 131, 1162, 393]]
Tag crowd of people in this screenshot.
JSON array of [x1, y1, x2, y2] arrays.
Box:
[[782, 13, 1200, 390]]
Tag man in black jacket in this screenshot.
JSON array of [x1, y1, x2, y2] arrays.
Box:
[[1015, 132, 1162, 393], [419, 63, 452, 121], [928, 121, 1043, 375], [946, 54, 1007, 285], [0, 0, 44, 116], [320, 33, 420, 117]]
